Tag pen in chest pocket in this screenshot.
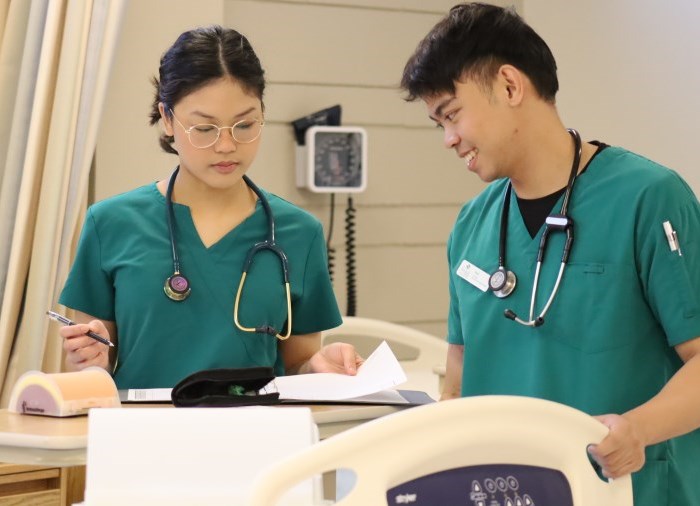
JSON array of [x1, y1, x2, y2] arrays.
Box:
[[662, 221, 682, 256]]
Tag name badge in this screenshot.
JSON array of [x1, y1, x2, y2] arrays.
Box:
[[456, 260, 490, 292]]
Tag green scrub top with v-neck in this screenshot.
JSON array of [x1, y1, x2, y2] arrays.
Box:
[[59, 182, 342, 389], [447, 146, 700, 506]]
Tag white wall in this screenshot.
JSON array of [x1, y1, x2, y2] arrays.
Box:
[[524, 0, 700, 190]]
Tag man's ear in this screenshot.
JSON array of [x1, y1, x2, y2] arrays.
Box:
[[497, 65, 525, 105], [159, 102, 174, 136]]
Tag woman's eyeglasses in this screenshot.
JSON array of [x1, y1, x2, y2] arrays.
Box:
[[169, 109, 264, 148]]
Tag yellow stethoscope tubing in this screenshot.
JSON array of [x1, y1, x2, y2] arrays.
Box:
[[233, 258, 292, 341], [231, 194, 293, 341]]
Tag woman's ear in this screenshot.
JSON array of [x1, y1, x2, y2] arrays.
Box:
[[159, 102, 174, 136], [497, 65, 525, 105]]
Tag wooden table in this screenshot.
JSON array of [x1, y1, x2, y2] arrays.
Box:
[[0, 403, 403, 468]]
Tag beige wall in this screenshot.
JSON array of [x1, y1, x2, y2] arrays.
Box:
[[95, 0, 226, 199], [524, 0, 700, 191]]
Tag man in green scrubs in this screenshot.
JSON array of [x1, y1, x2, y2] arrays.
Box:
[[401, 4, 700, 505]]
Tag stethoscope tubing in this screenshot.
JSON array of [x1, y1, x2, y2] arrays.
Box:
[[165, 167, 292, 339], [166, 170, 183, 275], [239, 181, 290, 284], [498, 128, 582, 327]]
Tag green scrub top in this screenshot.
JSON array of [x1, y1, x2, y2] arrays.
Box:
[[447, 146, 700, 505], [60, 182, 342, 389]]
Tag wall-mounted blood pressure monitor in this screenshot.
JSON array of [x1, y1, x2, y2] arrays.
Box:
[[296, 126, 367, 193], [291, 106, 365, 317]]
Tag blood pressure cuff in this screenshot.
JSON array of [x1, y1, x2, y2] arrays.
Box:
[[171, 367, 280, 407]]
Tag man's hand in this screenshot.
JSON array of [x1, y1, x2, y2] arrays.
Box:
[[588, 413, 647, 478]]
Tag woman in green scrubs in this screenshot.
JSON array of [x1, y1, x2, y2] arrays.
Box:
[[58, 26, 361, 389], [401, 4, 700, 505]]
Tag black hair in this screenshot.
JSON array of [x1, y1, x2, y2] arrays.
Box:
[[149, 25, 266, 154], [400, 3, 558, 103]]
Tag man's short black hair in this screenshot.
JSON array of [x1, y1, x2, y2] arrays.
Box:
[[401, 3, 558, 102]]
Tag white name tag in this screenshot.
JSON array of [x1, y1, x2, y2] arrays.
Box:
[[456, 260, 490, 292]]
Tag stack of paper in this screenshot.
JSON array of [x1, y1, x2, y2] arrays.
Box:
[[262, 340, 408, 403]]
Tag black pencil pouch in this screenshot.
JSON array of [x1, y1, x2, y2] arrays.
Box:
[[171, 367, 280, 407]]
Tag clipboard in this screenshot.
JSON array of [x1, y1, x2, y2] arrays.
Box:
[[118, 388, 435, 406], [278, 389, 435, 406], [119, 340, 418, 406]]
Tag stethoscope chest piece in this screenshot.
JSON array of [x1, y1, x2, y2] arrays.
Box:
[[164, 273, 191, 301], [489, 266, 517, 298]]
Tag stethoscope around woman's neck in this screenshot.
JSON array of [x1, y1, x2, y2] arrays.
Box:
[[487, 128, 582, 327], [163, 166, 292, 339]]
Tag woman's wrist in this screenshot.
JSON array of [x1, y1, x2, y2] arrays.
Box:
[[287, 360, 313, 375]]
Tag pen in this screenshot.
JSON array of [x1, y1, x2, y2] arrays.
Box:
[[662, 220, 682, 256], [672, 230, 683, 256], [46, 310, 115, 347]]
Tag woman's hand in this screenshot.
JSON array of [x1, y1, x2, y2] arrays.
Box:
[[60, 319, 112, 372], [305, 342, 364, 375]]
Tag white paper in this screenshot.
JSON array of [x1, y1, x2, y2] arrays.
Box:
[[127, 388, 171, 401], [265, 340, 407, 401], [342, 389, 409, 404]]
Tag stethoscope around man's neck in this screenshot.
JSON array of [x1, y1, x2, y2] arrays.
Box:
[[163, 166, 292, 339], [488, 128, 582, 327]]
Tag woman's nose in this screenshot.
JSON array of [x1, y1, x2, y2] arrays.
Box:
[[214, 127, 237, 152]]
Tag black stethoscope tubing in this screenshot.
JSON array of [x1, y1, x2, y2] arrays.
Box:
[[164, 166, 292, 339], [489, 128, 582, 327]]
